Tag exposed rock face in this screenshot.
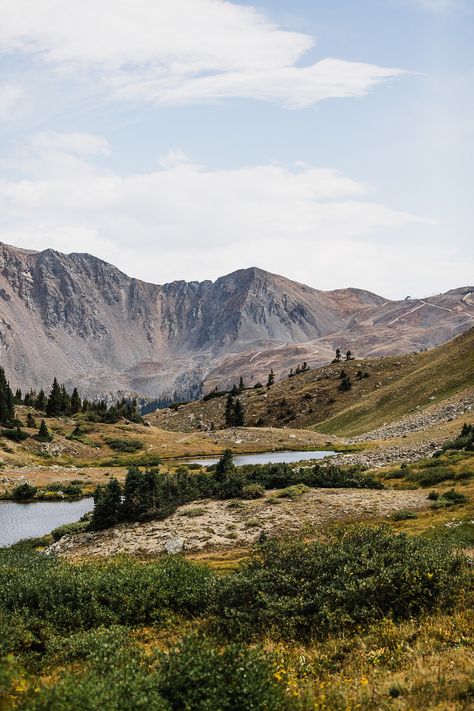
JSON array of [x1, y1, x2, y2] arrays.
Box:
[[0, 241, 472, 400]]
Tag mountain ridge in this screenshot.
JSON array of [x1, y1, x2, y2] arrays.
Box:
[[0, 241, 472, 400]]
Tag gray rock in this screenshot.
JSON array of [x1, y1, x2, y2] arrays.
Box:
[[164, 537, 185, 554]]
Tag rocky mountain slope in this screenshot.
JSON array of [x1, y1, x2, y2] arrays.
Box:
[[0, 241, 472, 400], [148, 327, 474, 436]]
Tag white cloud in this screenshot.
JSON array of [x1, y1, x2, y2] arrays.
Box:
[[407, 0, 462, 10], [31, 132, 110, 156], [0, 0, 404, 108], [0, 83, 23, 117], [0, 134, 444, 297]]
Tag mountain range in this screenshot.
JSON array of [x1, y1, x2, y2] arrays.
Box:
[[0, 241, 472, 401]]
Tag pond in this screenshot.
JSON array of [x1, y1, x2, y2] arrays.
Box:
[[189, 450, 336, 467], [0, 498, 94, 548]]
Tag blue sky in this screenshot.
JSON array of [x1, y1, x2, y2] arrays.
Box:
[[0, 0, 472, 298]]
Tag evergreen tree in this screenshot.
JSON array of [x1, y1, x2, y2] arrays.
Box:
[[60, 385, 71, 414], [233, 398, 245, 427], [339, 374, 352, 392], [122, 467, 156, 520], [14, 388, 22, 404], [35, 389, 47, 411], [230, 383, 239, 396], [0, 367, 15, 427], [224, 394, 234, 428], [26, 413, 36, 428], [334, 348, 342, 362], [90, 478, 122, 530], [345, 350, 353, 361], [214, 449, 235, 482], [266, 368, 275, 387], [46, 378, 63, 417], [37, 419, 52, 442], [70, 387, 82, 414], [238, 376, 244, 392]]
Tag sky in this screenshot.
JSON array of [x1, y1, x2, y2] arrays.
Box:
[[0, 0, 472, 299]]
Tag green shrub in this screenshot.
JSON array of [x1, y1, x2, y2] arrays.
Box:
[[51, 521, 89, 541], [214, 527, 465, 640], [1, 426, 29, 443], [155, 635, 287, 710], [11, 482, 37, 500], [391, 509, 417, 521], [20, 634, 287, 711], [242, 484, 265, 499], [105, 438, 144, 453], [275, 483, 310, 499], [430, 489, 468, 508], [0, 551, 216, 634]]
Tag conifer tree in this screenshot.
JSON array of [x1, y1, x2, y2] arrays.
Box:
[[214, 448, 235, 482], [14, 388, 22, 404], [26, 413, 36, 428], [233, 398, 245, 427], [70, 387, 81, 414], [35, 389, 47, 411], [0, 367, 15, 426], [37, 419, 52, 442], [266, 368, 275, 387], [224, 394, 234, 428], [90, 478, 122, 530], [46, 378, 63, 417], [238, 376, 244, 391]]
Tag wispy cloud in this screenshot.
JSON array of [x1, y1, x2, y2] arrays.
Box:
[[0, 0, 404, 108], [406, 0, 463, 11], [0, 83, 23, 118]]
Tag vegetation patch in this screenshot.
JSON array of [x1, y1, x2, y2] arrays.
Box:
[[105, 437, 144, 453]]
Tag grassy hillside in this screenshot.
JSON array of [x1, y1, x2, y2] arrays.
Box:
[[149, 328, 474, 437]]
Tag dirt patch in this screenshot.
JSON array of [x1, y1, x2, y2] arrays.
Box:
[[48, 487, 430, 560]]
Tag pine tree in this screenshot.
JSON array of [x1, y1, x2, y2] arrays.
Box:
[[233, 398, 245, 426], [90, 478, 122, 530], [35, 389, 47, 411], [0, 367, 15, 426], [60, 385, 70, 414], [225, 394, 234, 428], [46, 378, 63, 417], [37, 419, 52, 442], [335, 348, 341, 362], [14, 388, 22, 404], [26, 413, 36, 428], [214, 448, 234, 482], [70, 387, 81, 414], [345, 350, 353, 361], [266, 368, 275, 387], [238, 376, 244, 392], [339, 374, 352, 392]]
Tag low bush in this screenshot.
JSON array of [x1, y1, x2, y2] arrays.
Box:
[[51, 520, 89, 541], [275, 483, 310, 499], [431, 489, 468, 508], [1, 426, 29, 443], [214, 526, 465, 640], [391, 509, 417, 521], [19, 634, 288, 711], [0, 551, 216, 634], [105, 437, 144, 453], [242, 484, 265, 499], [11, 482, 37, 500]]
